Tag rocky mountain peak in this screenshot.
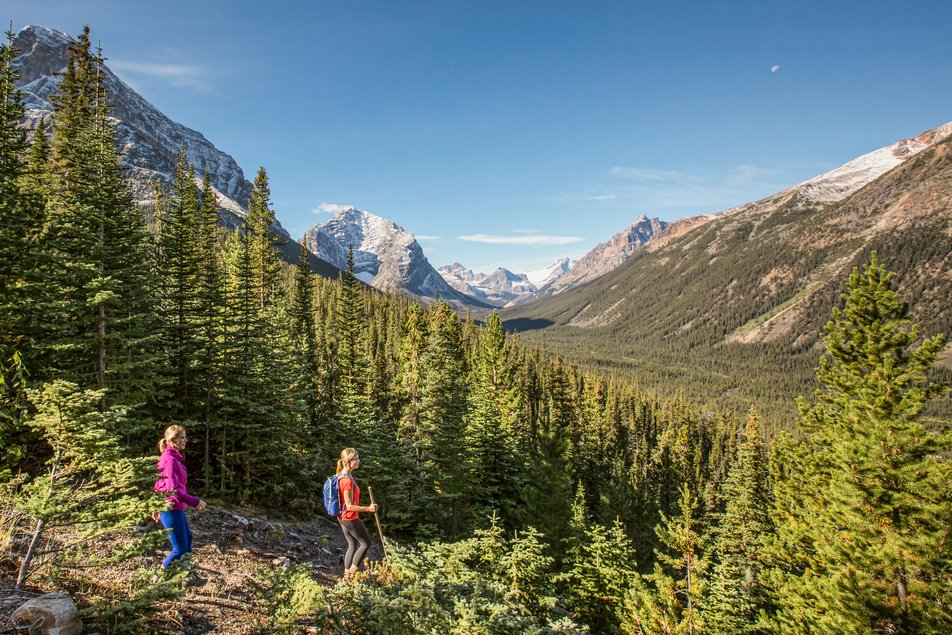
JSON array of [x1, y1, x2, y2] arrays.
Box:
[[304, 208, 487, 307], [534, 215, 668, 297], [12, 25, 281, 237]]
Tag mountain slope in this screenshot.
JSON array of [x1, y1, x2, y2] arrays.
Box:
[[304, 208, 492, 307], [13, 25, 340, 279], [537, 215, 668, 296], [502, 126, 952, 425]]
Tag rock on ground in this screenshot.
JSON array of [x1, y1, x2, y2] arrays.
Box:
[[11, 592, 82, 635]]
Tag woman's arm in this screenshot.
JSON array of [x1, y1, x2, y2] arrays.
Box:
[[342, 485, 377, 514]]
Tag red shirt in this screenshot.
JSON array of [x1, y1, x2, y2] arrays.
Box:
[[338, 473, 360, 521]]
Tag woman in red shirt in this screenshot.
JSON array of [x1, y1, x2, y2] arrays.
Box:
[[336, 448, 377, 577]]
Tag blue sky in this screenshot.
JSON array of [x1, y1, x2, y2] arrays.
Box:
[[7, 1, 952, 273]]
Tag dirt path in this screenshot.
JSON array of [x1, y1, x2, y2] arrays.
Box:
[[2, 506, 384, 633]]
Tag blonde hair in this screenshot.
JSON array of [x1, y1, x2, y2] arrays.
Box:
[[336, 448, 359, 475], [159, 425, 186, 453]]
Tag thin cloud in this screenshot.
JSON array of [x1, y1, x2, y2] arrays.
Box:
[[458, 233, 584, 246], [313, 203, 354, 215], [545, 163, 791, 212], [413, 234, 442, 241], [109, 59, 211, 92], [609, 166, 689, 182]]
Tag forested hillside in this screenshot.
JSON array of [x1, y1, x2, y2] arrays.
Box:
[[1, 28, 949, 634], [502, 135, 952, 427]]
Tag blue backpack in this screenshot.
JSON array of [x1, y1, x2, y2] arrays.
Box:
[[322, 473, 354, 517]]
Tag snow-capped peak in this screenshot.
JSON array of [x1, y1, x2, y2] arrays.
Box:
[[303, 207, 484, 306], [526, 258, 574, 287], [791, 122, 952, 204]]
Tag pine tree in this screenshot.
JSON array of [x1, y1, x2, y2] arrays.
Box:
[[465, 311, 521, 525], [622, 484, 707, 635], [769, 255, 951, 634], [39, 29, 160, 417], [704, 409, 773, 634], [157, 147, 202, 418], [419, 301, 471, 536], [12, 381, 155, 589]]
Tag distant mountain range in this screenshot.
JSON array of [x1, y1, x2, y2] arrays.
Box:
[[501, 121, 952, 424], [438, 263, 538, 306], [14, 24, 952, 345]]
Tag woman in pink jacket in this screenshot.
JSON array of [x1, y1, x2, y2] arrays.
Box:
[[153, 425, 206, 567]]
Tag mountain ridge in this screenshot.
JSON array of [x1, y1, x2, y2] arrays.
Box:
[[13, 24, 343, 279], [501, 122, 952, 424]]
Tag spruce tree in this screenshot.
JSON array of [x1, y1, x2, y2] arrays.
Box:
[[770, 255, 951, 634], [419, 301, 471, 536], [0, 28, 32, 431], [40, 29, 160, 416], [193, 172, 227, 485], [622, 484, 707, 635], [333, 246, 373, 446], [245, 166, 281, 309], [561, 518, 638, 634], [465, 311, 521, 525], [157, 148, 202, 417], [704, 409, 773, 635], [12, 381, 155, 589], [290, 238, 323, 448], [523, 356, 575, 555]]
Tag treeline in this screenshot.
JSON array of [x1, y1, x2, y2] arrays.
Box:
[[1, 27, 950, 634]]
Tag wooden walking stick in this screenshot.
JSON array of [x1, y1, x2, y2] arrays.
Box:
[[367, 487, 387, 559], [367, 486, 387, 559]]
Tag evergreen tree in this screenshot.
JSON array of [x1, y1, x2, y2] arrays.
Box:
[[290, 238, 323, 448], [523, 356, 575, 555], [769, 255, 951, 634], [333, 246, 373, 446], [193, 172, 227, 485], [156, 148, 202, 417], [622, 484, 707, 635], [11, 381, 155, 589], [704, 409, 773, 634], [0, 29, 34, 447], [561, 518, 638, 633], [465, 311, 521, 525], [40, 29, 160, 416], [419, 301, 471, 536], [245, 166, 281, 309]]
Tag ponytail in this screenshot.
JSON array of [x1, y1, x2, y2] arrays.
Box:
[[336, 447, 359, 475], [159, 424, 185, 453]]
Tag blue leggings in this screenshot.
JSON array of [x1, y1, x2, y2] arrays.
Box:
[[159, 509, 192, 568]]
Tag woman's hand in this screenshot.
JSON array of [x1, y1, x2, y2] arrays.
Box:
[[151, 510, 161, 523], [367, 503, 378, 513], [196, 500, 207, 511]]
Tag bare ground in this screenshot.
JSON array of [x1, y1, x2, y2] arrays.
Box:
[[1, 506, 382, 633]]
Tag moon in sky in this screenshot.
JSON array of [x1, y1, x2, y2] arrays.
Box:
[[771, 64, 781, 73]]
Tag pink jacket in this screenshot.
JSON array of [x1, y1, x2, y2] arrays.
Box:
[[155, 447, 201, 511]]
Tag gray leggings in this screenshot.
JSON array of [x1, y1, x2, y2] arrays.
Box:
[[338, 518, 372, 571]]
